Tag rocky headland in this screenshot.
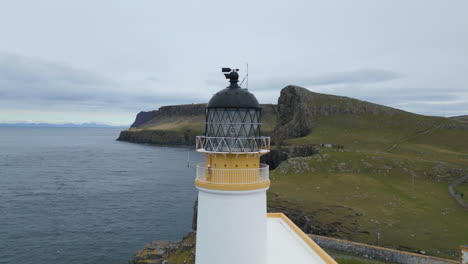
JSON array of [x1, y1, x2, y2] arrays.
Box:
[[117, 103, 277, 145]]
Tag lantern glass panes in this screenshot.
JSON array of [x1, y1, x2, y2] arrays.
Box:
[[205, 107, 261, 152]]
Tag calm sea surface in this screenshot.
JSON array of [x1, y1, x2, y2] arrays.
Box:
[[0, 127, 203, 264]]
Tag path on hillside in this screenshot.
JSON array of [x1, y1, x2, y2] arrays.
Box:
[[448, 175, 468, 211], [384, 124, 468, 210], [385, 125, 442, 153]]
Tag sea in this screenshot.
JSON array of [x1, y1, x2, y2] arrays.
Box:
[[0, 127, 203, 264]]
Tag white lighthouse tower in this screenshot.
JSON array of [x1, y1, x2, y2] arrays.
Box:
[[194, 68, 271, 264], [194, 68, 337, 264]]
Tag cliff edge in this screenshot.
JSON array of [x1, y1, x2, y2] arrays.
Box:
[[274, 85, 408, 142], [118, 103, 277, 145]]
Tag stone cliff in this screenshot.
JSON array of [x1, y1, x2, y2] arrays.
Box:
[[274, 85, 407, 142], [118, 86, 417, 145], [118, 103, 277, 145], [130, 110, 158, 128]]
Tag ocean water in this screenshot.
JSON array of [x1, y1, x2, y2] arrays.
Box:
[[0, 127, 203, 264]]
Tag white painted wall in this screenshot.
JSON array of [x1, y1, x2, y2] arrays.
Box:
[[195, 187, 268, 264], [462, 247, 468, 264]]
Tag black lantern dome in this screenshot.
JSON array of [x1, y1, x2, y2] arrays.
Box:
[[204, 68, 262, 152], [208, 70, 260, 109], [208, 88, 260, 108]]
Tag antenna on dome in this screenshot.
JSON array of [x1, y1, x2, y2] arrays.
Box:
[[239, 63, 249, 89]]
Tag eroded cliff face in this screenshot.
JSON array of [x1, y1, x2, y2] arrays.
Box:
[[275, 86, 315, 141], [119, 85, 414, 146], [118, 103, 277, 145], [274, 85, 406, 142], [130, 111, 158, 128], [117, 129, 199, 145], [139, 104, 207, 128]]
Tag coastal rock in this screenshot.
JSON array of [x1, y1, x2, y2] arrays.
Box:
[[260, 149, 290, 170], [274, 85, 406, 142], [118, 104, 277, 146], [117, 129, 198, 145], [275, 86, 315, 141], [130, 233, 196, 264], [261, 144, 320, 170], [131, 111, 159, 128]]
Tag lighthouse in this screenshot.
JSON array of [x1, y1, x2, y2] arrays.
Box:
[[194, 68, 337, 264], [194, 68, 270, 264]]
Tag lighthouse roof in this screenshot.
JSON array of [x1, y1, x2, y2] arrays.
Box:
[[207, 87, 260, 108], [208, 68, 260, 108]]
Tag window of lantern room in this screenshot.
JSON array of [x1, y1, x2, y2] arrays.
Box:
[[205, 107, 261, 152]]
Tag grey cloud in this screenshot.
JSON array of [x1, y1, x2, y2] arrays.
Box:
[[0, 0, 467, 122], [297, 69, 402, 86], [319, 86, 468, 117], [323, 86, 465, 103], [255, 69, 402, 91], [205, 79, 228, 88], [363, 91, 459, 104], [0, 53, 107, 86], [0, 53, 202, 111], [393, 101, 468, 117], [0, 53, 113, 103]]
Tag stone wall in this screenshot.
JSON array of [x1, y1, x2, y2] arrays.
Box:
[[309, 235, 458, 264]]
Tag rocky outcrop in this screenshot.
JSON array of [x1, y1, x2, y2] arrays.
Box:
[[275, 86, 315, 141], [117, 129, 198, 145], [117, 104, 206, 145], [274, 85, 407, 142], [140, 104, 207, 128], [131, 111, 158, 128], [118, 104, 277, 145], [129, 201, 199, 264], [129, 232, 195, 264], [261, 144, 321, 170], [120, 85, 465, 145]]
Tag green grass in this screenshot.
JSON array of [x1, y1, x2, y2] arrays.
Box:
[[269, 114, 468, 259], [165, 233, 195, 264], [455, 183, 468, 202]]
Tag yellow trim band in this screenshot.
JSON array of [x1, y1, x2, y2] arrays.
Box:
[[267, 213, 338, 264], [195, 179, 270, 191]]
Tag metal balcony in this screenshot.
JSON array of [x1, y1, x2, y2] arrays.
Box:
[[195, 163, 269, 185], [195, 136, 270, 154]]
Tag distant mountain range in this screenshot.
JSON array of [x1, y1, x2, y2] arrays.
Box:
[[0, 122, 127, 128]]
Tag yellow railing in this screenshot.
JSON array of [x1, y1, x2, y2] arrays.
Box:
[[196, 163, 269, 185]]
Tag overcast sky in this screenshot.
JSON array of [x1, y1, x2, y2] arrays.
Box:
[[0, 0, 467, 125]]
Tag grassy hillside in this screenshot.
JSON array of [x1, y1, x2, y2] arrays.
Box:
[[269, 110, 468, 259], [451, 115, 468, 124]]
